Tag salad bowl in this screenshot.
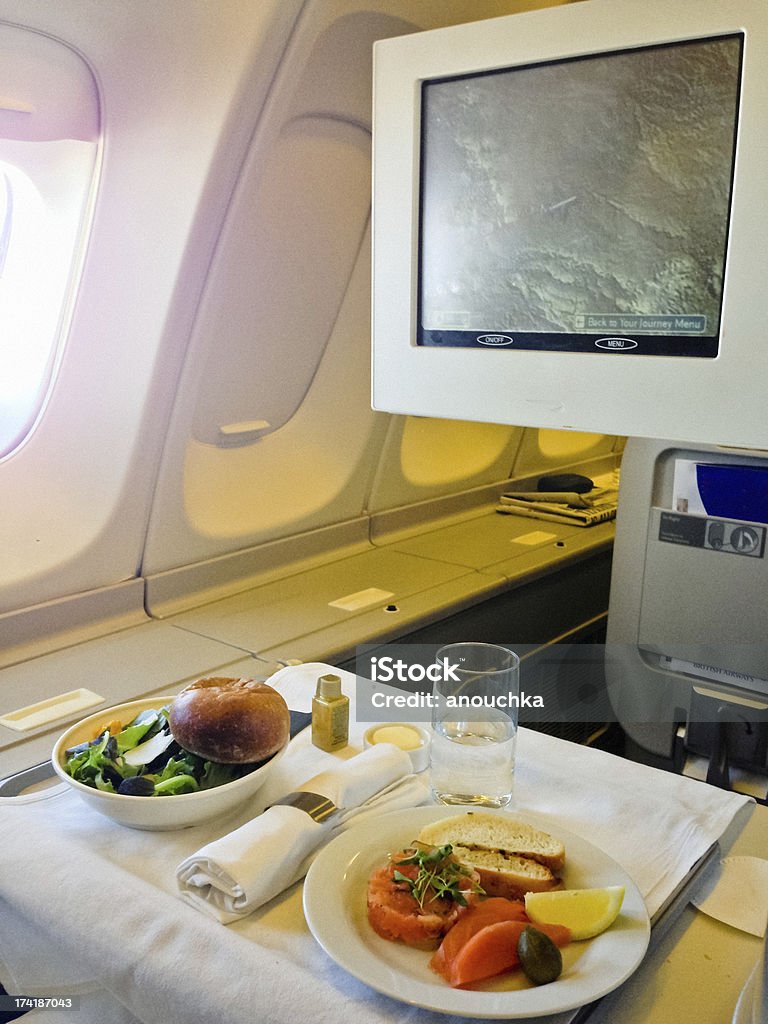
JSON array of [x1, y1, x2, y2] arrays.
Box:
[[52, 696, 287, 830]]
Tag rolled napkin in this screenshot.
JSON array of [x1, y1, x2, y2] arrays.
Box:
[[176, 743, 427, 923]]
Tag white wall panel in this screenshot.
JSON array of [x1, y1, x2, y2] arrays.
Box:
[[0, 0, 303, 614], [143, 1, 574, 579], [367, 417, 523, 513], [513, 428, 618, 482], [0, 0, 596, 636]]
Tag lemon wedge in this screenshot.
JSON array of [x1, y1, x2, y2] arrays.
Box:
[[524, 886, 625, 940]]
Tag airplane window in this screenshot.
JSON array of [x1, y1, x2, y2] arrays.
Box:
[[0, 139, 98, 458], [0, 170, 10, 275], [0, 23, 100, 461]]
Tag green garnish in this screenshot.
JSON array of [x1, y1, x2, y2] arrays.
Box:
[[392, 843, 483, 908]]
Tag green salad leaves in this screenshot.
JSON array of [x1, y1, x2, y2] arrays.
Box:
[[64, 706, 260, 797]]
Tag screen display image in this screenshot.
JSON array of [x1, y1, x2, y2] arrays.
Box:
[[418, 35, 742, 357]]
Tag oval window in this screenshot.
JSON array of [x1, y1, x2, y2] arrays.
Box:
[[0, 26, 100, 457]]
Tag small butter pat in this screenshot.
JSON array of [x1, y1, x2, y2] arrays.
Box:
[[371, 725, 422, 751], [363, 722, 430, 773]]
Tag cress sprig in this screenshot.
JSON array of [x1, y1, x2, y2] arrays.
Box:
[[391, 842, 484, 908]]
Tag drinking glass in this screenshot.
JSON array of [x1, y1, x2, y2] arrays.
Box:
[[429, 642, 519, 807]]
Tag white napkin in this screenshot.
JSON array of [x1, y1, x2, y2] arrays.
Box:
[[176, 742, 427, 923], [513, 728, 754, 918]]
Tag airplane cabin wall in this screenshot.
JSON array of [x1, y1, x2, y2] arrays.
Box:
[[0, 0, 307, 640], [0, 0, 619, 669]]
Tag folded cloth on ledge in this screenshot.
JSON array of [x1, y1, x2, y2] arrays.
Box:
[[511, 728, 754, 918], [176, 742, 425, 923]]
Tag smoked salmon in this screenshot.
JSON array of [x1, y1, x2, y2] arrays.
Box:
[[429, 896, 528, 977], [444, 917, 571, 987], [367, 846, 481, 948], [430, 896, 571, 988]]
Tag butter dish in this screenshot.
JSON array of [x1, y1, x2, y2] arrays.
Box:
[[363, 722, 430, 773]]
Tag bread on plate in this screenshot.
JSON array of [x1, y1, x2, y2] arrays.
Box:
[[417, 812, 565, 900]]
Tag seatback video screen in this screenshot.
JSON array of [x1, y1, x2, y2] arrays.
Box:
[[418, 35, 742, 356]]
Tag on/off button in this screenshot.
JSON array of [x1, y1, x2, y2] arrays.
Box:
[[706, 520, 765, 557], [730, 525, 761, 554]]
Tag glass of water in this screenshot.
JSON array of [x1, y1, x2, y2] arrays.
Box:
[[430, 642, 519, 808]]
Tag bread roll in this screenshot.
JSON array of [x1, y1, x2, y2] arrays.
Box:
[[169, 677, 289, 763]]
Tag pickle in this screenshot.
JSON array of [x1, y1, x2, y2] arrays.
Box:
[[517, 926, 563, 985]]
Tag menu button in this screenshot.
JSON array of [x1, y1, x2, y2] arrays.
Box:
[[595, 337, 638, 351]]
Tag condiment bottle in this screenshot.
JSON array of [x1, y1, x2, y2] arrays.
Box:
[[311, 673, 349, 752]]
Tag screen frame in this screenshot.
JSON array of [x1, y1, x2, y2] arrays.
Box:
[[416, 34, 741, 360], [372, 0, 768, 448]]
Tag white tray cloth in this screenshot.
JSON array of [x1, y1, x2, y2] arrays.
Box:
[[0, 663, 753, 1024]]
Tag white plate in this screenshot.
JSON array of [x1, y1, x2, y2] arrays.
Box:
[[303, 806, 650, 1019]]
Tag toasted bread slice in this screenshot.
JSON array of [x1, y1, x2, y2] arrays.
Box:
[[451, 846, 562, 900], [418, 812, 566, 873], [418, 813, 565, 901], [417, 806, 569, 872]]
